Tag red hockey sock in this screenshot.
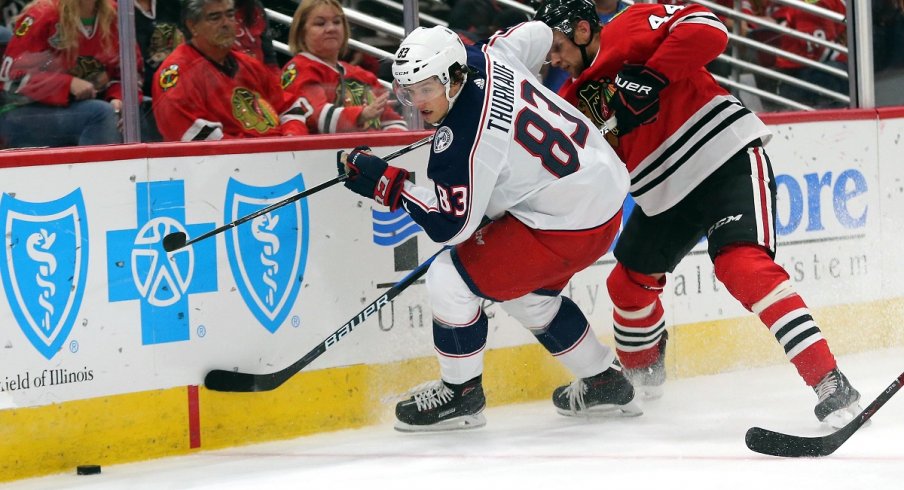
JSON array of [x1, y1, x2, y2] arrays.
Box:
[[759, 295, 837, 386], [716, 245, 837, 386], [608, 263, 667, 369]]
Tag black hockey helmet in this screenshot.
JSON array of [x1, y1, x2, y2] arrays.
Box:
[[533, 0, 601, 40]]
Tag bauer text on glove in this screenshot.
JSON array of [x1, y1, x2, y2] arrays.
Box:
[[607, 64, 669, 136]]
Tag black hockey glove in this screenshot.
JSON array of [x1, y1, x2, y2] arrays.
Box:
[[608, 64, 669, 136], [338, 145, 409, 210]]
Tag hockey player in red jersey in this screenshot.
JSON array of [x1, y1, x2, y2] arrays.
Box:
[[281, 0, 406, 134], [535, 0, 862, 427], [151, 0, 309, 141], [338, 24, 637, 431]]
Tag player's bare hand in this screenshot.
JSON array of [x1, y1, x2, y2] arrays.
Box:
[[70, 77, 97, 100]]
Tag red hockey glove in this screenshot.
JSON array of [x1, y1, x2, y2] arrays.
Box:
[[608, 64, 669, 136], [338, 146, 409, 210]]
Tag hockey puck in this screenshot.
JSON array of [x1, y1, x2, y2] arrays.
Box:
[[76, 465, 101, 475]]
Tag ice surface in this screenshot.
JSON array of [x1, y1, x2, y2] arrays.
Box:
[[3, 348, 902, 490]]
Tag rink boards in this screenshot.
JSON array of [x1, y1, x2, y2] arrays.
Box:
[[1, 109, 903, 481]]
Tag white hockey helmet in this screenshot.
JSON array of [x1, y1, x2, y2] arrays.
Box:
[[392, 26, 468, 108]]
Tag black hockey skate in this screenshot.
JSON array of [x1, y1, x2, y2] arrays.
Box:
[[553, 363, 642, 417], [395, 376, 487, 432], [814, 368, 863, 429], [623, 330, 668, 400]]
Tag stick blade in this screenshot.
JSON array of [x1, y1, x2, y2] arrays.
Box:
[[163, 232, 187, 252], [204, 369, 261, 392], [745, 427, 836, 458]]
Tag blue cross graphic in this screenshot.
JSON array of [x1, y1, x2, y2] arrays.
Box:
[[107, 181, 217, 345]]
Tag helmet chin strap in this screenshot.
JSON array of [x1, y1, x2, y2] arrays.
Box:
[[574, 37, 593, 73]]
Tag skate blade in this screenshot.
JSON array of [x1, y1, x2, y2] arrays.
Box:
[[394, 413, 487, 433], [557, 399, 643, 418], [823, 402, 867, 430]]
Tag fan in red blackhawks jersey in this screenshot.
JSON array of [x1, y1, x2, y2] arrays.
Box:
[[0, 0, 139, 148], [280, 0, 407, 134], [769, 0, 848, 108], [535, 0, 863, 428], [151, 0, 309, 141], [338, 24, 638, 432]]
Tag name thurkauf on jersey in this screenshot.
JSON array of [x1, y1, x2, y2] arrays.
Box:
[[486, 60, 516, 134]]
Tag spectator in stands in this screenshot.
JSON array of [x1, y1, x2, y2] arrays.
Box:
[[234, 0, 280, 73], [0, 0, 130, 148], [771, 0, 848, 108], [152, 0, 309, 141], [281, 0, 406, 133], [135, 0, 182, 142]]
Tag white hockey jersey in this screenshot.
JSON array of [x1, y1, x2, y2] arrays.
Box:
[[399, 22, 629, 246]]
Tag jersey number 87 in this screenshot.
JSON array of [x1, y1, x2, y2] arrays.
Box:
[[514, 81, 590, 178]]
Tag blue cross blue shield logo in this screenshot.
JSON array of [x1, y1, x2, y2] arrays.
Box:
[[224, 175, 309, 333], [107, 181, 217, 345], [0, 190, 88, 360]]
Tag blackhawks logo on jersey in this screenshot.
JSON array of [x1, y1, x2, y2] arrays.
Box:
[[158, 64, 179, 91], [232, 87, 279, 132], [14, 16, 34, 37], [281, 63, 297, 89], [338, 79, 380, 130], [70, 56, 107, 89], [577, 79, 620, 146], [148, 24, 184, 69]]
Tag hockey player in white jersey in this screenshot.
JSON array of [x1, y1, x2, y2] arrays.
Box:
[[338, 24, 635, 431]]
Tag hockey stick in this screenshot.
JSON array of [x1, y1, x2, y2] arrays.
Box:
[[162, 134, 435, 253], [204, 247, 446, 392], [164, 174, 347, 252], [745, 370, 904, 457]]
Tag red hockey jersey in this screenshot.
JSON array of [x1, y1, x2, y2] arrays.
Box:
[[558, 3, 771, 216], [281, 52, 406, 134], [152, 43, 309, 141], [771, 0, 847, 68], [1, 0, 139, 106]]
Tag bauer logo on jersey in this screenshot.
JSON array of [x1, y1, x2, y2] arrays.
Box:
[[158, 64, 179, 91], [232, 87, 279, 133], [281, 62, 297, 89], [433, 126, 454, 153], [225, 176, 309, 333], [0, 190, 88, 360], [15, 16, 34, 37]]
